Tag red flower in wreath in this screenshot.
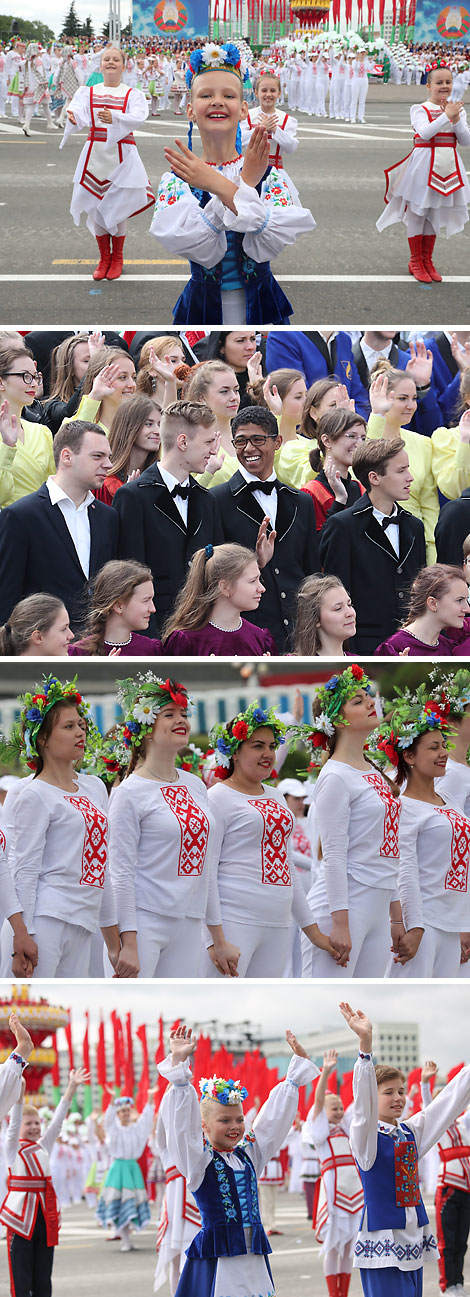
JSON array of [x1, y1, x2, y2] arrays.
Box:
[[32, 694, 48, 706], [103, 757, 120, 771], [377, 732, 399, 767], [164, 678, 188, 708], [232, 720, 249, 741], [25, 758, 38, 770], [351, 664, 363, 681], [309, 732, 328, 749], [214, 764, 230, 780]]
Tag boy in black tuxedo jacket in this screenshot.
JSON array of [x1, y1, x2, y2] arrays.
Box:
[[212, 405, 321, 652], [320, 437, 426, 653], [113, 400, 224, 636]]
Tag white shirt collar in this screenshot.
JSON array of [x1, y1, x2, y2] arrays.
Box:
[[238, 465, 277, 485], [46, 477, 94, 511], [361, 339, 393, 362], [158, 465, 190, 493]]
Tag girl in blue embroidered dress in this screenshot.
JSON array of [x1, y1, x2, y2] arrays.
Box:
[[149, 43, 315, 326], [340, 1001, 470, 1297], [156, 1023, 319, 1297]]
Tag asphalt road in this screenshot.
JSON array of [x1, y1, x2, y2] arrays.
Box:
[[2, 85, 469, 325], [0, 1192, 446, 1296]]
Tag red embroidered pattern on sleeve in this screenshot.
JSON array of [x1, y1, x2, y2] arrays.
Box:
[[65, 795, 108, 888], [435, 805, 470, 892], [248, 798, 293, 885], [362, 773, 401, 857], [160, 786, 209, 877], [0, 830, 5, 854]]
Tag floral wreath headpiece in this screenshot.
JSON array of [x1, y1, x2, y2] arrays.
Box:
[[425, 667, 470, 719], [209, 700, 286, 780], [199, 1075, 248, 1105], [426, 58, 449, 71], [365, 687, 456, 771], [175, 743, 204, 777], [116, 673, 191, 759], [185, 42, 244, 89], [295, 665, 372, 766], [0, 674, 93, 771]]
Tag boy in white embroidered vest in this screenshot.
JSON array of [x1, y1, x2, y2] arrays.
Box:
[[376, 59, 470, 284], [434, 1062, 470, 1297], [341, 1001, 470, 1297], [240, 72, 299, 197], [0, 1065, 89, 1297], [308, 1048, 363, 1297]]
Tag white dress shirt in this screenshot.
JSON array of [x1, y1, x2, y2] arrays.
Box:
[[46, 477, 94, 577], [360, 339, 393, 371], [238, 465, 278, 530], [158, 464, 190, 526], [372, 503, 400, 556]]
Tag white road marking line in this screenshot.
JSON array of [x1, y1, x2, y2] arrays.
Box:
[[1, 273, 469, 284]]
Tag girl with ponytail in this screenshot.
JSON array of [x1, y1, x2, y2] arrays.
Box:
[[162, 543, 277, 656], [69, 561, 161, 656]]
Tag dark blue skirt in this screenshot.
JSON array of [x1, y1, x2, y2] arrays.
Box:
[[175, 1253, 275, 1297]]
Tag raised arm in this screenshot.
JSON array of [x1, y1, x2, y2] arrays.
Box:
[[249, 1030, 319, 1175], [339, 1002, 378, 1171], [156, 1025, 210, 1190]]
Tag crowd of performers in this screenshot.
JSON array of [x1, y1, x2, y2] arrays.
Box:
[[3, 328, 470, 655], [1, 1009, 470, 1297], [0, 662, 470, 979], [2, 37, 469, 312]]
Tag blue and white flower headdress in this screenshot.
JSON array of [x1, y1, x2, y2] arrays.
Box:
[[185, 42, 244, 90], [199, 1075, 248, 1105]]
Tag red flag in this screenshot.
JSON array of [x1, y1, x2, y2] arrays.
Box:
[[379, 0, 386, 23], [97, 1019, 110, 1111], [154, 1017, 169, 1111], [136, 1025, 150, 1113], [448, 1063, 465, 1083], [367, 0, 374, 21], [83, 1011, 90, 1075], [124, 1012, 135, 1097], [110, 1011, 123, 1089], [326, 1068, 337, 1094], [340, 1070, 354, 1111], [51, 1033, 60, 1087], [64, 1018, 74, 1071]]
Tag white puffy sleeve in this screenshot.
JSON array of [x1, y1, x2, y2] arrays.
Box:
[[156, 1055, 211, 1191], [150, 173, 227, 267], [349, 1054, 378, 1172], [60, 85, 91, 147], [407, 1066, 470, 1157], [249, 1053, 320, 1176], [272, 114, 298, 154], [0, 1054, 26, 1123], [223, 169, 315, 262], [410, 104, 452, 140]]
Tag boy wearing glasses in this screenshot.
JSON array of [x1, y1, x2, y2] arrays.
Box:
[[212, 405, 320, 651]]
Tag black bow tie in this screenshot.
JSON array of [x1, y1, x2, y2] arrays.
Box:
[[381, 513, 397, 530], [245, 480, 277, 495], [171, 484, 190, 500]]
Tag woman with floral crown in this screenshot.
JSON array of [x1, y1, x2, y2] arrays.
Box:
[[199, 700, 339, 978], [301, 665, 403, 979], [150, 41, 315, 325], [0, 675, 121, 978], [156, 1022, 320, 1297], [107, 674, 239, 978], [369, 675, 470, 978]]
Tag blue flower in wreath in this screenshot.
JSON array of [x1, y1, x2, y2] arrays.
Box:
[[216, 737, 231, 756], [127, 721, 140, 735], [325, 676, 339, 691], [25, 707, 43, 723], [253, 708, 268, 724]]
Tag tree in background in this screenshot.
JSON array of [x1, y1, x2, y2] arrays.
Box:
[[61, 0, 81, 39], [0, 13, 55, 42]]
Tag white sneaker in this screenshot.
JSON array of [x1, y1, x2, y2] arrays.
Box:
[[119, 1241, 132, 1252], [22, 124, 31, 136]]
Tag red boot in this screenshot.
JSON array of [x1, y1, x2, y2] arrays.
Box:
[[326, 1277, 338, 1297], [106, 235, 125, 280], [337, 1274, 352, 1296], [422, 234, 442, 282], [408, 235, 432, 283], [93, 234, 111, 280]]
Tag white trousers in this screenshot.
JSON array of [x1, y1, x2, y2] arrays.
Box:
[[33, 915, 92, 976], [349, 78, 368, 122], [105, 910, 203, 978], [221, 288, 246, 324], [385, 924, 462, 978], [199, 919, 291, 978], [301, 878, 394, 978], [258, 1183, 279, 1231]]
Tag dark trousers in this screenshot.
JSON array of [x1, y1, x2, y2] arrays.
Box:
[[435, 1184, 470, 1291], [8, 1208, 54, 1297]]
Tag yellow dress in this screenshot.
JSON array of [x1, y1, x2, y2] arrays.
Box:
[[367, 413, 438, 565], [431, 425, 470, 502], [61, 394, 110, 435], [274, 437, 315, 489], [0, 419, 55, 507]]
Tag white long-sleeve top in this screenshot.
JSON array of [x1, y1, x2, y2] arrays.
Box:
[[0, 1055, 28, 1122], [240, 106, 298, 158], [410, 101, 470, 149], [310, 762, 402, 915], [9, 773, 116, 935], [436, 757, 470, 818], [156, 1052, 319, 1194], [104, 1101, 153, 1160], [150, 156, 314, 269], [349, 1053, 470, 1271], [108, 770, 219, 934], [397, 793, 470, 932], [207, 782, 315, 928]]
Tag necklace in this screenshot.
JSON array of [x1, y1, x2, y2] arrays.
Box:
[[104, 634, 132, 647], [405, 627, 440, 647], [142, 768, 179, 784], [208, 617, 243, 632]]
